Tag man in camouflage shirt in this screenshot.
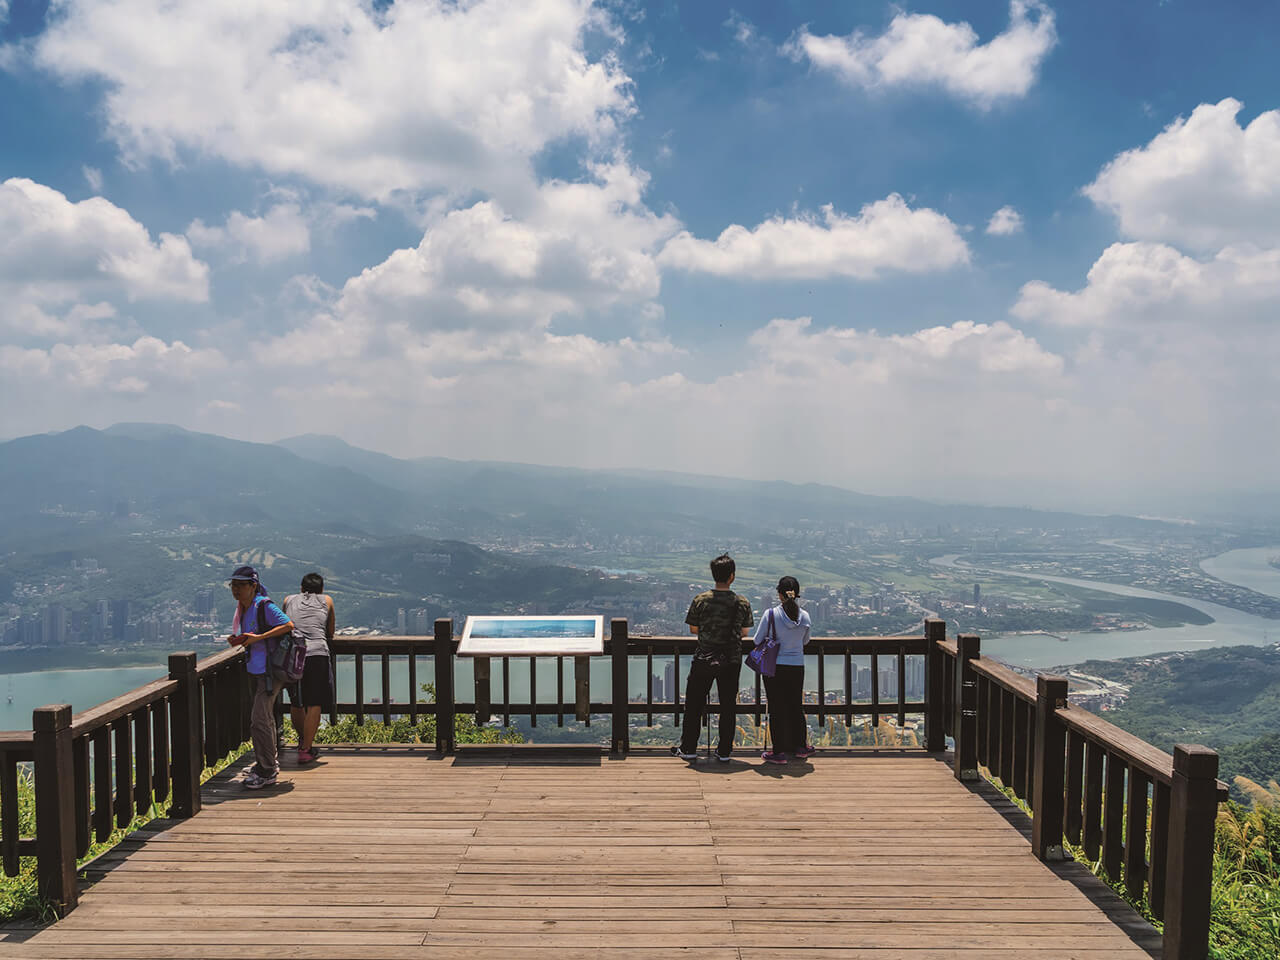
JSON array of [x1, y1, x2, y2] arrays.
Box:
[[672, 554, 754, 761]]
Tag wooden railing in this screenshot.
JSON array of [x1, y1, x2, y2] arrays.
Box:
[[0, 617, 1223, 958], [938, 633, 1226, 960], [0, 647, 247, 916], [324, 618, 947, 755]]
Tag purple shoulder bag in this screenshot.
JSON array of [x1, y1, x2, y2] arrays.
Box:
[[745, 609, 780, 678]]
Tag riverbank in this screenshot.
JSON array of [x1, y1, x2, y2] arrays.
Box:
[[931, 549, 1280, 668]]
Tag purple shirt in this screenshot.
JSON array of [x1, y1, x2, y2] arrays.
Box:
[[239, 596, 289, 675]]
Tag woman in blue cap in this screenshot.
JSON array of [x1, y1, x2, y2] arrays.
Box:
[[227, 565, 294, 788]]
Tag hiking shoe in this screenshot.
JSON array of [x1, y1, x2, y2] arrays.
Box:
[[241, 762, 271, 777], [243, 769, 278, 789], [761, 751, 788, 765], [670, 745, 699, 761], [795, 744, 816, 759], [297, 748, 317, 764]]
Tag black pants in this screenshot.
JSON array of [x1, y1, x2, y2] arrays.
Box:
[[680, 657, 742, 756], [764, 664, 807, 754]]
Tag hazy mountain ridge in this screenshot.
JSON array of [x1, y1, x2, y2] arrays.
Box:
[[0, 425, 415, 536], [0, 424, 1195, 549], [274, 431, 1176, 537]]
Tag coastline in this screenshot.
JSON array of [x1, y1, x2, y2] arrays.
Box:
[[0, 661, 166, 678]]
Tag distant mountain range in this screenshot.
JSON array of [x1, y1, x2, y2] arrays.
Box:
[[0, 423, 1178, 543], [0, 424, 415, 538]]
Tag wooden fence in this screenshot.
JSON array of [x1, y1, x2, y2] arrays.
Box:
[[0, 618, 1223, 958], [939, 633, 1227, 960], [0, 647, 246, 915]]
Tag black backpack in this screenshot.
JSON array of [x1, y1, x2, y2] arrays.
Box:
[[257, 601, 306, 684]]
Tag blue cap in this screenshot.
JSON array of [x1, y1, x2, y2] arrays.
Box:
[[229, 565, 259, 583]]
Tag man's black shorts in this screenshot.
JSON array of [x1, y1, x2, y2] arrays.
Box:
[[287, 655, 333, 710]]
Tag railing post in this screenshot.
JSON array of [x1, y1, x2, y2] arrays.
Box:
[[32, 704, 78, 916], [1163, 744, 1219, 960], [1031, 675, 1069, 860], [434, 618, 455, 755], [610, 618, 630, 757], [924, 619, 946, 752], [474, 657, 491, 725], [167, 652, 202, 819], [952, 634, 979, 781]]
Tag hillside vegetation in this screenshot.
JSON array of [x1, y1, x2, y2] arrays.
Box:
[[1066, 644, 1280, 805]]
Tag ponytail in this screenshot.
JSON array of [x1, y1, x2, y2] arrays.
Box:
[[777, 576, 801, 621]]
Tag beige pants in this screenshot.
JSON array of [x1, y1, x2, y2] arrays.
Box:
[[249, 672, 286, 774]]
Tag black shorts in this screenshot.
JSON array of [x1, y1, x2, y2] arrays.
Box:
[[287, 656, 333, 711]]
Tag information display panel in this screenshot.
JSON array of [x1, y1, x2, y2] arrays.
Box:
[[458, 615, 604, 657]]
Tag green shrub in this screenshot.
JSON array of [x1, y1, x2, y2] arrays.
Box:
[[305, 713, 524, 745], [285, 682, 525, 746], [0, 765, 39, 923]]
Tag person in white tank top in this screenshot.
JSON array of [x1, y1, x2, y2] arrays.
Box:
[[282, 572, 335, 763]]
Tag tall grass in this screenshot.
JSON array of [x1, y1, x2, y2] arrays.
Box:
[[1211, 800, 1280, 959]]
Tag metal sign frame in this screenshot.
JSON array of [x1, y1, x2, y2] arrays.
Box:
[[458, 615, 604, 657]]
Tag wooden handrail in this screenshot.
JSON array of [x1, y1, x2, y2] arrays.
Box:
[[1057, 701, 1228, 799], [195, 646, 244, 675], [69, 678, 179, 737], [325, 633, 929, 650], [971, 656, 1037, 703]]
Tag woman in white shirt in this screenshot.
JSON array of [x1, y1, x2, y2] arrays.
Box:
[[757, 576, 813, 764], [283, 572, 335, 764]]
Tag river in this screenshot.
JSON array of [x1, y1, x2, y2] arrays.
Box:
[[931, 547, 1280, 668], [0, 653, 643, 734], [5, 545, 1279, 730]]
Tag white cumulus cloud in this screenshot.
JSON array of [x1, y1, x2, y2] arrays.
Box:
[[657, 195, 969, 279], [335, 163, 679, 341], [788, 1, 1056, 109], [31, 0, 633, 203], [0, 336, 224, 392], [188, 203, 311, 264], [1013, 241, 1280, 328], [0, 177, 208, 304], [1084, 98, 1280, 251], [986, 205, 1023, 235], [748, 316, 1062, 378]]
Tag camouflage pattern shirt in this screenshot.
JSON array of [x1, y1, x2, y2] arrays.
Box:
[[685, 589, 754, 663]]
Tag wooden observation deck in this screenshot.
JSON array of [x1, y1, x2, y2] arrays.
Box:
[[0, 620, 1225, 959]]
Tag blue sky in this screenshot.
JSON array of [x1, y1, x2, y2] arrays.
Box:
[[2, 1, 1279, 514]]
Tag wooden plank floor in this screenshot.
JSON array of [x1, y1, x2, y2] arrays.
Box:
[[0, 748, 1160, 959]]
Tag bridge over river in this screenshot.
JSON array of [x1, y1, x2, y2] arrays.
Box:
[[0, 620, 1224, 958]]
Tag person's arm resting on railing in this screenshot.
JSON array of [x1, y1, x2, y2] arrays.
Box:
[[231, 598, 293, 647]]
